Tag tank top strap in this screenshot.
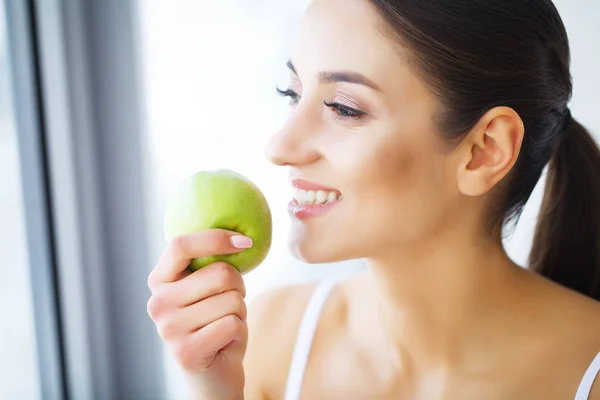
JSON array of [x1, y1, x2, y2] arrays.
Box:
[[574, 351, 600, 400], [284, 279, 339, 400]]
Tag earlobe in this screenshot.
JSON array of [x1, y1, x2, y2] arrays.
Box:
[[457, 108, 524, 197]]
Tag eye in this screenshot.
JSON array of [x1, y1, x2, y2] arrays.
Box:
[[323, 101, 365, 119], [276, 88, 301, 106]]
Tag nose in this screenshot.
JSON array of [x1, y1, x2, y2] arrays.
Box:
[[265, 111, 320, 167]]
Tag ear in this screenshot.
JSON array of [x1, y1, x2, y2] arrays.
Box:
[[456, 107, 524, 197]]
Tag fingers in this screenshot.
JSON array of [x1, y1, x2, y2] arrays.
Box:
[[151, 289, 247, 341], [184, 290, 247, 333], [147, 262, 246, 338], [148, 229, 252, 289], [158, 262, 246, 308], [173, 315, 247, 370]]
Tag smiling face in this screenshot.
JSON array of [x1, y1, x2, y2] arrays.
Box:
[[266, 0, 471, 263]]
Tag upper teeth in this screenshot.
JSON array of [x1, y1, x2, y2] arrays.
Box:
[[294, 189, 341, 205]]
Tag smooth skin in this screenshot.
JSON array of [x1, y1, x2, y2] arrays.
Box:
[[147, 0, 600, 399]]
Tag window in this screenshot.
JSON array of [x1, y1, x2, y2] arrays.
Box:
[[0, 4, 41, 399]]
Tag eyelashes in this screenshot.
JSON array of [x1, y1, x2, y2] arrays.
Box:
[[276, 87, 366, 120], [276, 88, 300, 106], [323, 101, 365, 119]]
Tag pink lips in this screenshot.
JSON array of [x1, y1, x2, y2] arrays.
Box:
[[290, 178, 339, 192], [288, 178, 343, 220]]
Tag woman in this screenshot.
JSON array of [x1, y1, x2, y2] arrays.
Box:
[[147, 0, 600, 398]]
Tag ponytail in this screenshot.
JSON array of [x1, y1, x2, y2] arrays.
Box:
[[530, 116, 600, 301]]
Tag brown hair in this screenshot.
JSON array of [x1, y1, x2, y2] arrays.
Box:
[[370, 0, 600, 300]]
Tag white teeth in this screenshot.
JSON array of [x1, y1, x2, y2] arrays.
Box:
[[293, 188, 341, 205], [315, 190, 327, 204], [294, 189, 306, 203], [327, 191, 338, 203], [299, 189, 307, 202]]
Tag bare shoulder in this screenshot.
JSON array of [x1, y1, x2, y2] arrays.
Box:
[[243, 281, 319, 399], [591, 381, 600, 400], [574, 297, 600, 400], [529, 269, 600, 333], [553, 283, 600, 340], [541, 277, 600, 354], [506, 271, 600, 398], [537, 279, 600, 397], [570, 296, 600, 400]]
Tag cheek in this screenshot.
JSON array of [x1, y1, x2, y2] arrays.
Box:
[[334, 131, 451, 246], [286, 126, 452, 263], [335, 129, 425, 198]]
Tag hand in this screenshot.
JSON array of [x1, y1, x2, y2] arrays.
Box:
[[147, 229, 251, 400]]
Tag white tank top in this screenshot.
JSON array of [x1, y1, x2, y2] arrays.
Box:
[[284, 280, 600, 400]]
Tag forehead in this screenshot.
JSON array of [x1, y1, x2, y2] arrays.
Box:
[[293, 0, 405, 76], [291, 0, 433, 108], [291, 0, 439, 127]]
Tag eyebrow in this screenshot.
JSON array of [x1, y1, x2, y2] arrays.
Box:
[[286, 60, 381, 92]]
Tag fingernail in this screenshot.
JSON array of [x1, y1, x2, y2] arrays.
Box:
[[231, 235, 253, 249]]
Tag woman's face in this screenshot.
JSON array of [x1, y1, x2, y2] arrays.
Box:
[[267, 0, 463, 263]]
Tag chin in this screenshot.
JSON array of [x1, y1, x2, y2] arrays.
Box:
[[287, 225, 354, 264]]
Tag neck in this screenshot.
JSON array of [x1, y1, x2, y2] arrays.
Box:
[[363, 224, 524, 371]]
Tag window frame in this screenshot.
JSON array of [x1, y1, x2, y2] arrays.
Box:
[[4, 0, 166, 398]]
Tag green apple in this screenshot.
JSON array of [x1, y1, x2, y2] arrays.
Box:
[[163, 169, 272, 274]]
